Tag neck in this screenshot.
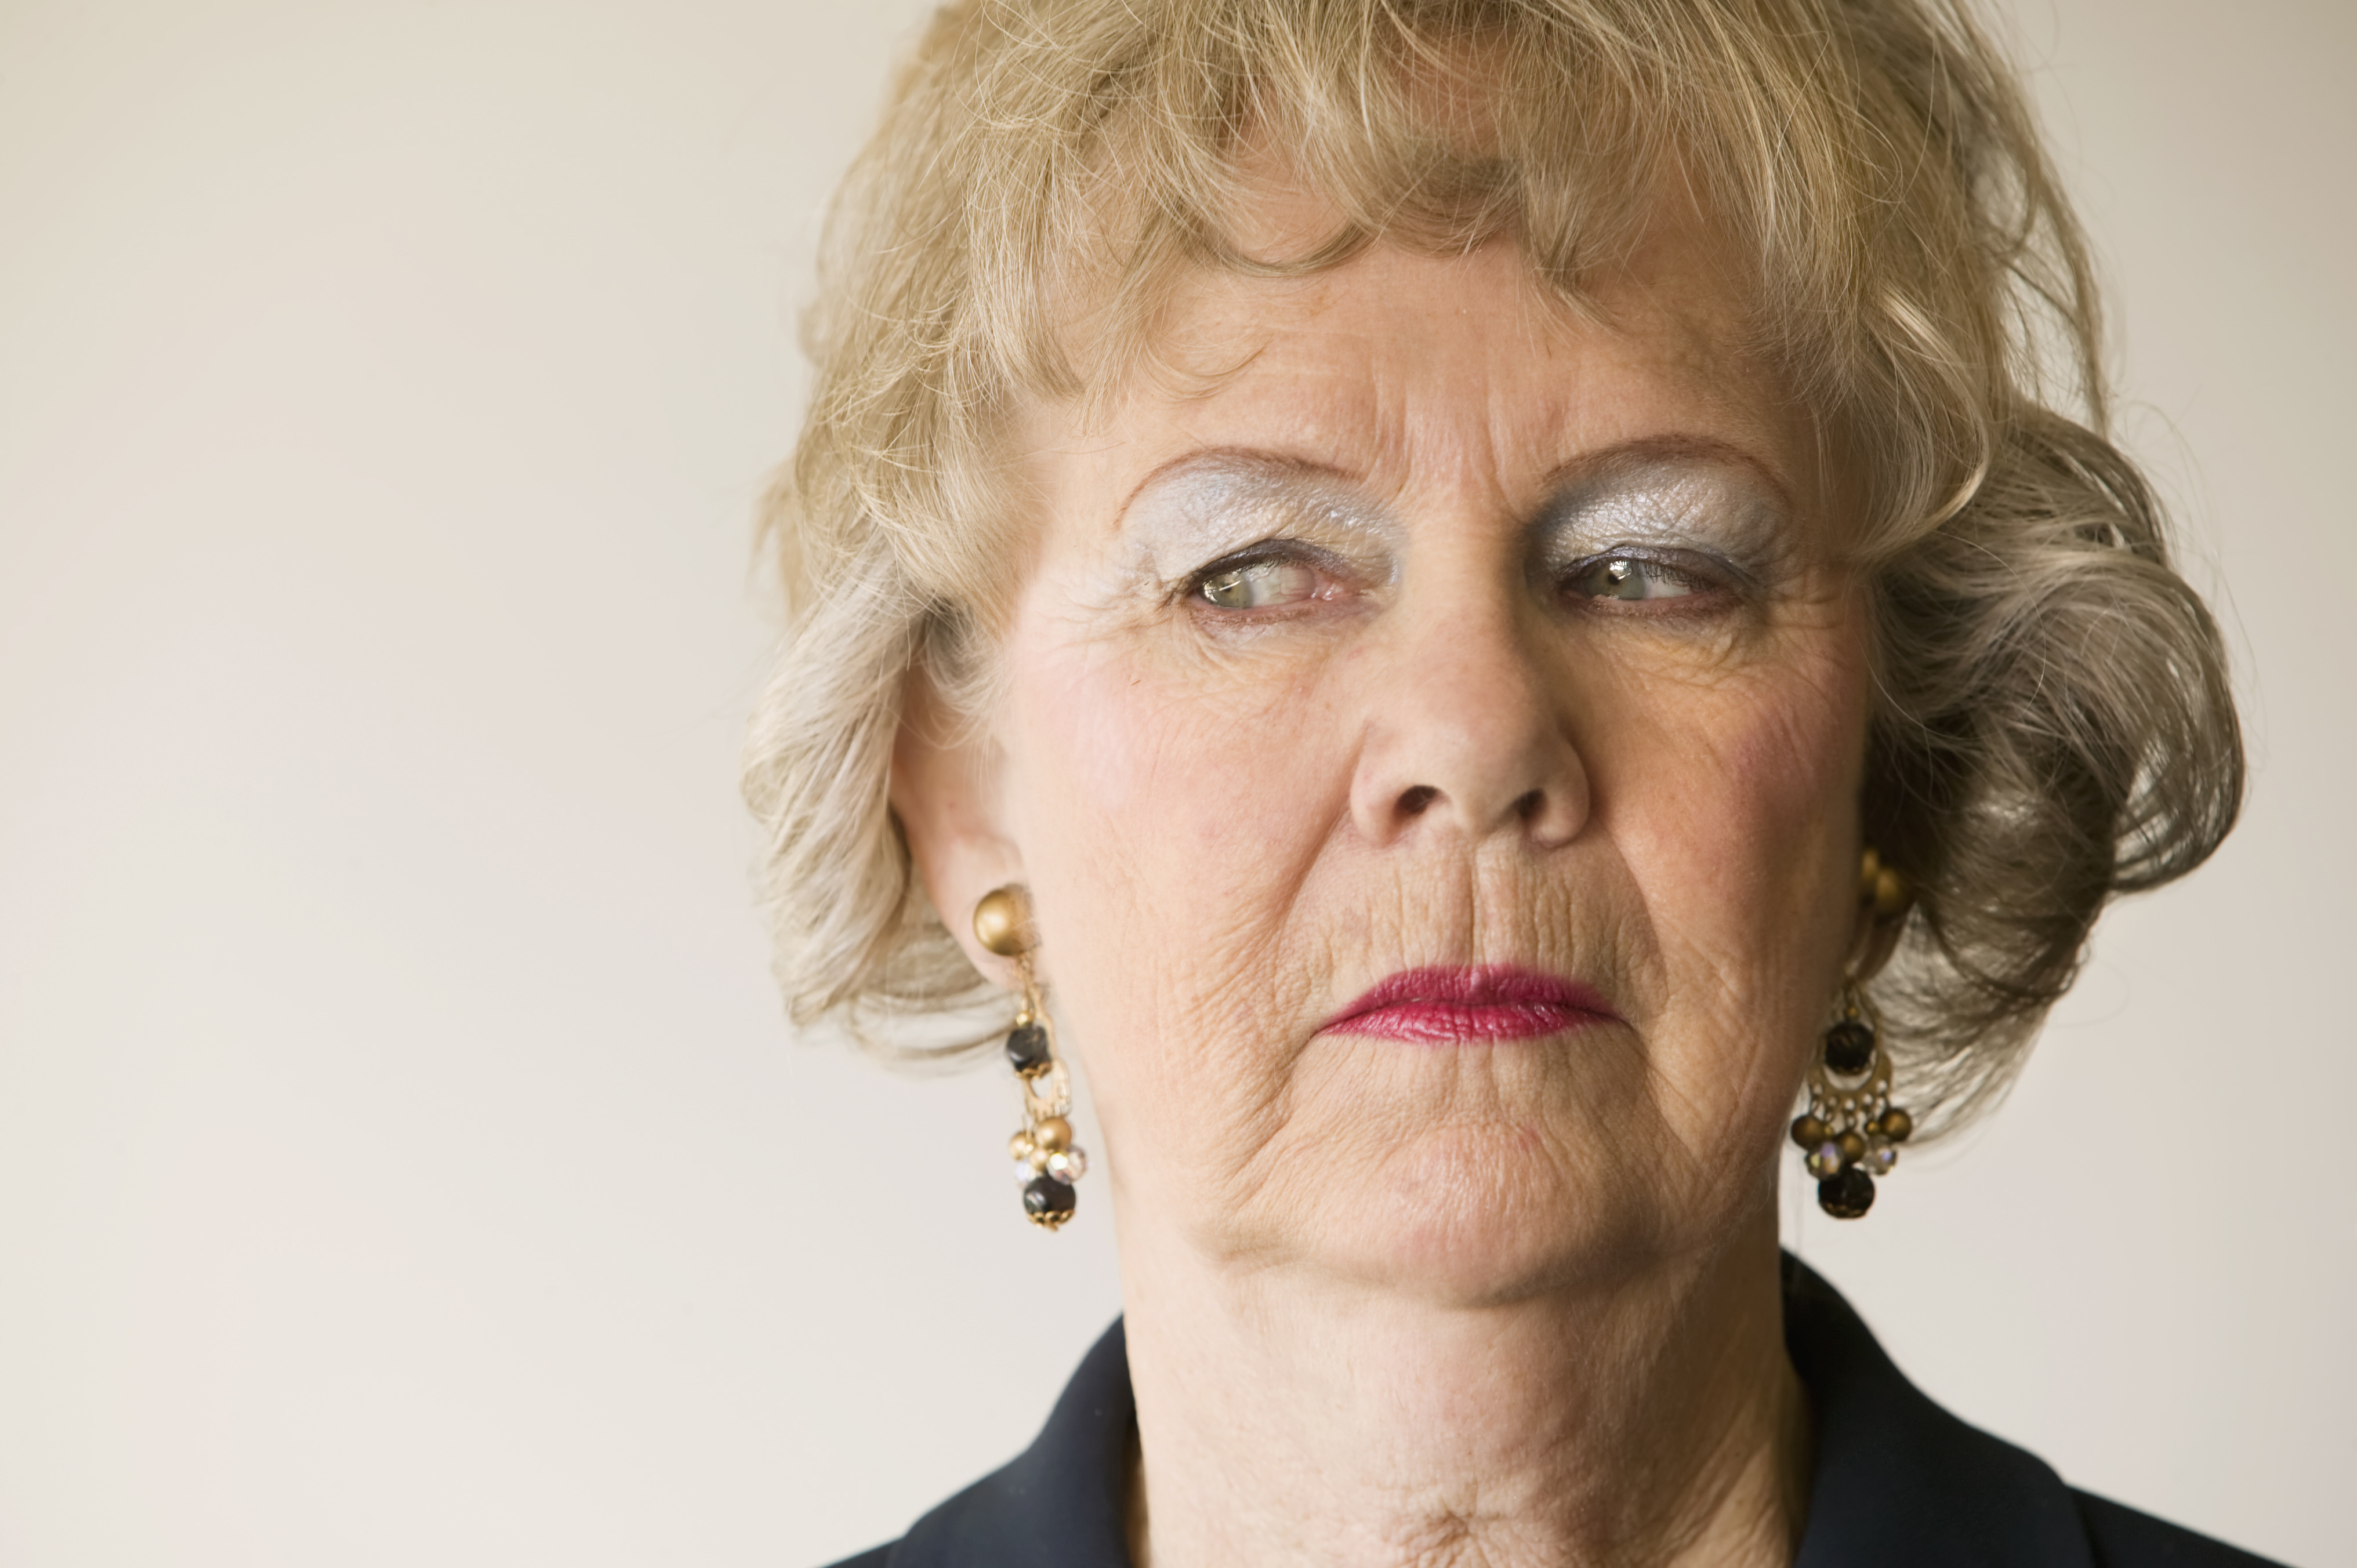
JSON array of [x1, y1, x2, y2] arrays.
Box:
[[1116, 1214, 1808, 1568]]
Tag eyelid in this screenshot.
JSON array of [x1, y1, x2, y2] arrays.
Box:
[[1180, 538, 1367, 606], [1547, 543, 1739, 598], [1122, 460, 1401, 586], [1558, 541, 1743, 582], [1533, 471, 1785, 593]]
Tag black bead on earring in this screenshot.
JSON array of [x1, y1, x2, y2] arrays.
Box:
[[973, 885, 1087, 1230], [1789, 850, 1916, 1218]]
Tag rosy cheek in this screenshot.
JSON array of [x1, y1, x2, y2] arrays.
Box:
[[1652, 654, 1868, 974], [1727, 670, 1860, 840], [1025, 649, 1338, 884]]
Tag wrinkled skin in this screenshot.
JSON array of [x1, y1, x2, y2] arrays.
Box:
[[891, 187, 1876, 1566]]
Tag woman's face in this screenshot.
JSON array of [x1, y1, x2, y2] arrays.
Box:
[[913, 198, 1873, 1302]]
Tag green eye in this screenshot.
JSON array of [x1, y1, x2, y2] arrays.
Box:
[[1199, 558, 1318, 609], [1568, 556, 1700, 601]]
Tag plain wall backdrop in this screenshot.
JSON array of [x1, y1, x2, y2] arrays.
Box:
[[0, 1, 2348, 1563]]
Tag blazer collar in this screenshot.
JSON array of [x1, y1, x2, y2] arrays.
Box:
[[1781, 1253, 2092, 1566], [886, 1255, 2093, 1567]]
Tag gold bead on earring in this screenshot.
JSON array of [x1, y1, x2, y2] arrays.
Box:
[[1858, 845, 1912, 920], [972, 885, 1034, 957]]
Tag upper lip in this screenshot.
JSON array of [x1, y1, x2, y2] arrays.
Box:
[[1321, 964, 1621, 1031]]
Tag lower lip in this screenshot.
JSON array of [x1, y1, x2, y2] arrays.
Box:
[[1328, 1001, 1609, 1044], [1323, 966, 1620, 1045]]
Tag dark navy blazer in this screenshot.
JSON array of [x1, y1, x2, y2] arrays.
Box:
[[829, 1256, 2285, 1567]]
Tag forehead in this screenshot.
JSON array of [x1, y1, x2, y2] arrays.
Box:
[[1028, 202, 1815, 521]]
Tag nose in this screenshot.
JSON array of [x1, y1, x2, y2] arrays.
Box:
[[1347, 578, 1590, 850]]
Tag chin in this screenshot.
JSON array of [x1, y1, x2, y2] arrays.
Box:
[[1305, 1127, 1686, 1306]]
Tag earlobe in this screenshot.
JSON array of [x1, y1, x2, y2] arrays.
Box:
[[888, 662, 1026, 985]]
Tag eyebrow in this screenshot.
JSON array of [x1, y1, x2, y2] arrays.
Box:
[[1112, 445, 1362, 532], [1536, 434, 1798, 514], [1115, 433, 1795, 529]]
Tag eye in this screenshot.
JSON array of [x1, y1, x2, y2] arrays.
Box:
[[1198, 557, 1322, 610], [1564, 555, 1704, 602]]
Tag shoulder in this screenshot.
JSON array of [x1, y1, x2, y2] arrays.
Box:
[[1782, 1257, 2290, 1567], [820, 1550, 893, 1568], [2074, 1491, 2288, 1567], [810, 1319, 1138, 1568]]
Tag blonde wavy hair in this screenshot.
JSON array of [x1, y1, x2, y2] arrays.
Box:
[[742, 0, 2242, 1132]]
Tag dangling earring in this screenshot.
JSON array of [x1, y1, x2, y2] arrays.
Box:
[[1790, 849, 1916, 1218], [973, 885, 1087, 1230]]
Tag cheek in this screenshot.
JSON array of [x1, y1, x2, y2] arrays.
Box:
[[1671, 671, 1858, 896], [1020, 652, 1339, 891], [1001, 636, 1348, 1091], [1599, 635, 1869, 1095]]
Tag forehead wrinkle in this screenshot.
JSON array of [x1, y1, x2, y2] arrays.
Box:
[[1053, 237, 1805, 562], [1100, 382, 1412, 529], [1150, 331, 1531, 504], [1097, 251, 1543, 482], [1201, 328, 1765, 522]]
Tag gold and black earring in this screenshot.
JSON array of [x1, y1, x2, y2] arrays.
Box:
[[1792, 978, 1912, 1217], [973, 885, 1087, 1230], [1790, 849, 1916, 1218]]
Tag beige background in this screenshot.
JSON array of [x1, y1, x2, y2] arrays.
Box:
[[0, 1, 2348, 1563]]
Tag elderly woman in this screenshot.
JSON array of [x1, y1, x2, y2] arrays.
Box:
[[745, 0, 2264, 1563]]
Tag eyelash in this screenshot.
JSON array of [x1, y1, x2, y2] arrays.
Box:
[[1552, 549, 1734, 609], [1180, 543, 1354, 615], [1177, 543, 1742, 620]]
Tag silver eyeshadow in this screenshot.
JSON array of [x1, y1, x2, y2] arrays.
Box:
[[1106, 449, 1793, 601], [1531, 456, 1793, 590], [1111, 458, 1404, 597]]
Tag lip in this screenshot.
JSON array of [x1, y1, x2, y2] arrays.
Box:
[[1320, 965, 1621, 1044]]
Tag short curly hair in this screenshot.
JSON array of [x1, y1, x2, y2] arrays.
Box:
[[742, 0, 2242, 1132]]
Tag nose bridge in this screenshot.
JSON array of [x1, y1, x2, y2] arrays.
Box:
[[1350, 536, 1588, 848]]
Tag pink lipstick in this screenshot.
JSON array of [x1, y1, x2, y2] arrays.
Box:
[[1321, 965, 1619, 1044]]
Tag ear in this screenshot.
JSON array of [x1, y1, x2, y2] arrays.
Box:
[[889, 659, 1026, 987]]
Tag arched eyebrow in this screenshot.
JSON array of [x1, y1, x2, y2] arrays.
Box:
[[1536, 434, 1797, 514], [1536, 431, 1791, 511], [1112, 446, 1362, 529], [1118, 435, 1795, 528]]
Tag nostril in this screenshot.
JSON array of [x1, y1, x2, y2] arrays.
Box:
[[1514, 789, 1544, 821], [1398, 785, 1439, 817]]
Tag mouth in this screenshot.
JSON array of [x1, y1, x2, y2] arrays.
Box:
[[1320, 965, 1622, 1044]]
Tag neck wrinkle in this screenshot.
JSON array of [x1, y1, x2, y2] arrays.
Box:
[[1118, 1213, 1808, 1568]]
